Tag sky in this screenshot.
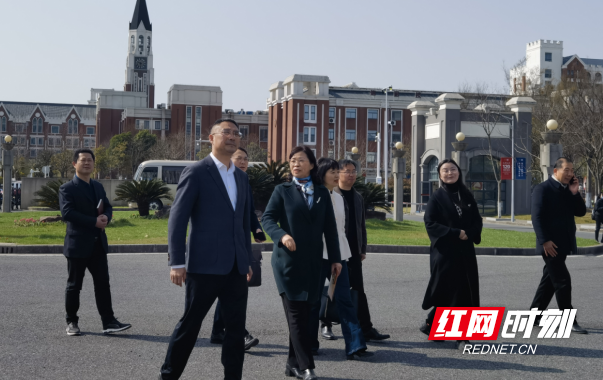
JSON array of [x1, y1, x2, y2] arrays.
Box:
[[1, 0, 601, 111]]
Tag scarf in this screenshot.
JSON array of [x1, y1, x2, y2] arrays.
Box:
[[292, 176, 314, 209]]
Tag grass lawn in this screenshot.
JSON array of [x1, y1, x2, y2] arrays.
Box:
[[0, 212, 596, 248], [511, 214, 595, 225]]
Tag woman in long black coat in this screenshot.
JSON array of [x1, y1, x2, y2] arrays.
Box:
[[420, 158, 483, 347], [262, 146, 342, 380]]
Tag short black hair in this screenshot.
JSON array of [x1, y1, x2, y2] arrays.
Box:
[[554, 157, 573, 169], [73, 148, 95, 163], [316, 158, 340, 186], [211, 118, 239, 134], [236, 147, 248, 156], [338, 159, 357, 170]]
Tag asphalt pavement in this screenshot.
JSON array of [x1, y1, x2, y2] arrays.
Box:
[[1, 252, 602, 380]]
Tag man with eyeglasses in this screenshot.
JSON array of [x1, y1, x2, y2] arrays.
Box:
[[160, 119, 254, 380], [59, 149, 131, 336], [331, 159, 391, 342]]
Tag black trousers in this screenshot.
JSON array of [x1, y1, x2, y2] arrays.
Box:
[[346, 256, 373, 333], [160, 263, 248, 380], [530, 253, 573, 311], [212, 299, 249, 336], [596, 219, 602, 242], [65, 239, 114, 324], [281, 295, 314, 371]]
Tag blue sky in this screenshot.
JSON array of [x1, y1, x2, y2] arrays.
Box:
[[1, 0, 601, 111]]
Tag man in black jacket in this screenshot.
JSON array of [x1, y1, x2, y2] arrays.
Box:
[[530, 157, 587, 334], [335, 159, 390, 342], [594, 192, 603, 243], [59, 149, 131, 336]]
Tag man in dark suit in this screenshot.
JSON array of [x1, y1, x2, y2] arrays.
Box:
[[334, 159, 390, 342], [530, 157, 587, 334], [59, 148, 131, 336], [159, 119, 254, 380]]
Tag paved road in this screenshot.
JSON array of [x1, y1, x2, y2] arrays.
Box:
[[1, 252, 602, 380]]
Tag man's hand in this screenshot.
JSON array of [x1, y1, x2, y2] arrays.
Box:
[[170, 267, 187, 287], [459, 230, 468, 240], [247, 266, 253, 282], [281, 234, 296, 251], [254, 228, 266, 243], [331, 262, 342, 278], [569, 176, 579, 195], [95, 215, 108, 229], [360, 253, 367, 261], [543, 241, 558, 257]]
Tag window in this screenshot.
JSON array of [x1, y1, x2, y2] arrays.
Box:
[[392, 131, 401, 143], [346, 129, 356, 140], [1, 117, 6, 132], [545, 52, 552, 62], [367, 152, 376, 163], [138, 35, 144, 54], [304, 105, 317, 122], [84, 138, 95, 148], [239, 125, 249, 139], [30, 149, 37, 158], [147, 37, 151, 54], [328, 128, 334, 140], [68, 119, 78, 134], [303, 127, 316, 144], [141, 167, 158, 181], [368, 109, 379, 120], [329, 107, 335, 119], [186, 107, 192, 136], [328, 150, 334, 158], [368, 130, 377, 142], [259, 126, 268, 142], [32, 117, 43, 134], [391, 110, 402, 122], [86, 127, 95, 135], [545, 69, 552, 79], [164, 120, 170, 130], [51, 125, 60, 134], [30, 137, 37, 145], [162, 166, 186, 184], [195, 107, 201, 139], [428, 157, 439, 181], [142, 120, 149, 130], [154, 120, 161, 130], [346, 109, 356, 119]]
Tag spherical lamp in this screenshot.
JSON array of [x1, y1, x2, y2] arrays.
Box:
[[4, 135, 12, 143], [351, 147, 359, 154], [456, 132, 465, 142], [546, 119, 558, 131], [395, 142, 403, 150]]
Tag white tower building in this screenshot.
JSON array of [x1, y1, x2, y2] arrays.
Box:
[[125, 0, 155, 108]]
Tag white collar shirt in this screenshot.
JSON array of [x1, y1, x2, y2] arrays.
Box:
[[210, 152, 237, 211]]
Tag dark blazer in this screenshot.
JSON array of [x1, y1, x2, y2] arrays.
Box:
[[422, 187, 482, 310], [262, 182, 341, 303], [168, 155, 253, 275], [347, 188, 367, 257], [531, 177, 586, 256], [595, 198, 603, 222], [59, 176, 113, 258], [248, 186, 263, 236]]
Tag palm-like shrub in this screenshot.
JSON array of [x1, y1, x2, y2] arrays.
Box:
[[114, 179, 174, 216], [246, 165, 275, 209], [259, 160, 289, 186], [33, 179, 65, 210], [353, 177, 392, 212]]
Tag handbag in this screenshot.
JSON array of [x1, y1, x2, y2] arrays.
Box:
[[248, 248, 262, 287]]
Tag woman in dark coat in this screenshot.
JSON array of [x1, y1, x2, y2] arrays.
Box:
[[262, 146, 342, 380], [420, 158, 483, 348]]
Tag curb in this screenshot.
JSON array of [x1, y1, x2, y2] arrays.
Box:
[[2, 243, 603, 256]]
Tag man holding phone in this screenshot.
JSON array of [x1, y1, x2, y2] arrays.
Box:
[[530, 157, 587, 334]]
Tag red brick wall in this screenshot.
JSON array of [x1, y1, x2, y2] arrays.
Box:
[[97, 109, 124, 146]]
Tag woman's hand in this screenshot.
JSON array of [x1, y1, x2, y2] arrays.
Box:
[[459, 230, 468, 240], [281, 234, 296, 251], [331, 262, 342, 278]]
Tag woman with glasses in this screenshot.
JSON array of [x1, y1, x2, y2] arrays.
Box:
[[210, 147, 266, 351], [308, 158, 373, 360], [262, 146, 342, 380], [420, 158, 483, 350]]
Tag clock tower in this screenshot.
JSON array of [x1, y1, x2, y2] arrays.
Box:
[[125, 0, 155, 108]]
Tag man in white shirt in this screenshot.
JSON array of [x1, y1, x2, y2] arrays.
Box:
[[159, 119, 254, 380]]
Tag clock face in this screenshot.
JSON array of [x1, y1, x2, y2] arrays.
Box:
[[135, 57, 147, 70]]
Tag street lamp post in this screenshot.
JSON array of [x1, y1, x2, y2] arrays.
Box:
[[1, 135, 15, 213], [381, 86, 392, 201], [492, 113, 515, 222]]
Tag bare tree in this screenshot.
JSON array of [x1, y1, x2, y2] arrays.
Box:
[[148, 131, 187, 160]]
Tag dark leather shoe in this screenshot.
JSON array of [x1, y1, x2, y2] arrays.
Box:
[[321, 325, 336, 340], [244, 333, 259, 350], [364, 327, 390, 341], [572, 321, 588, 334], [210, 331, 224, 344], [285, 364, 302, 378], [419, 320, 432, 336], [300, 369, 318, 380], [346, 349, 374, 360]]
